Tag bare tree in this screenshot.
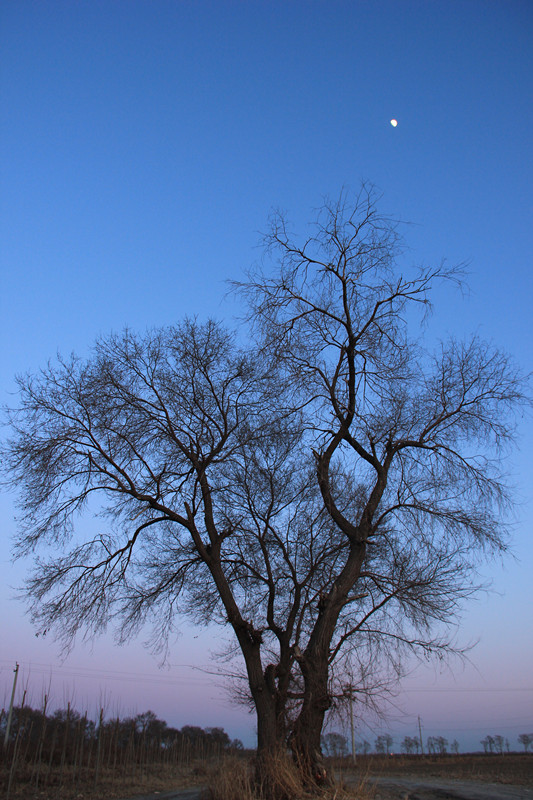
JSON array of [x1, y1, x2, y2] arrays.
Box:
[[359, 739, 371, 755], [518, 733, 533, 753], [321, 732, 347, 758], [375, 733, 393, 754], [2, 321, 300, 776], [2, 319, 394, 789], [3, 188, 530, 793], [236, 185, 529, 778], [401, 736, 418, 754]]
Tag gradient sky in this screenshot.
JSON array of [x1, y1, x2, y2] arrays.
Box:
[[1, 0, 532, 752]]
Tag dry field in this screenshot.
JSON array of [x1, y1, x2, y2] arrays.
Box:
[[0, 760, 208, 800], [355, 753, 533, 785], [2, 753, 532, 800]]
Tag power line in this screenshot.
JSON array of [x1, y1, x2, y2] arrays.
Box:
[[402, 687, 533, 693], [3, 661, 531, 693], [0, 660, 214, 687]]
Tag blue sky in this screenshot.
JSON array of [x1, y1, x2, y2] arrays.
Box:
[[1, 1, 532, 750]]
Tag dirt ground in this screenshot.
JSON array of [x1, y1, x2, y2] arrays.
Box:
[[0, 762, 206, 800], [115, 755, 533, 800], [5, 754, 532, 800], [341, 754, 533, 800], [360, 753, 533, 784]]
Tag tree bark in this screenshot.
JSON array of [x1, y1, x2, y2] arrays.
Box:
[[290, 541, 367, 787], [289, 658, 332, 787]]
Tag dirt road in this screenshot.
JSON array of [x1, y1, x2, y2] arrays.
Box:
[[117, 777, 533, 800], [363, 774, 533, 800], [117, 787, 205, 800]]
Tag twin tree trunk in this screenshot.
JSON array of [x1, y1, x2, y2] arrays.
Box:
[[203, 458, 371, 792], [250, 541, 367, 791]]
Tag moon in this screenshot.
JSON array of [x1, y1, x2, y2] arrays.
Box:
[[390, 119, 398, 127]]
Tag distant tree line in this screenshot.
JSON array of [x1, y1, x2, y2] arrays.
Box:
[[401, 736, 421, 754], [0, 702, 243, 797], [481, 733, 533, 754], [480, 734, 509, 754], [0, 703, 243, 758], [306, 728, 533, 759]]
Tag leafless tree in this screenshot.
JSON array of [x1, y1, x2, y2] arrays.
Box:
[[321, 731, 347, 758], [3, 319, 395, 788], [358, 739, 371, 755], [401, 735, 422, 755], [2, 322, 304, 766], [236, 185, 529, 779], [518, 733, 533, 753], [375, 733, 393, 754], [3, 187, 530, 794]]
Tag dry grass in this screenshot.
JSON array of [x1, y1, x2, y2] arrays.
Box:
[[203, 754, 303, 800], [203, 756, 256, 799], [203, 754, 375, 800], [0, 761, 205, 800], [358, 752, 533, 786], [1, 756, 376, 800]]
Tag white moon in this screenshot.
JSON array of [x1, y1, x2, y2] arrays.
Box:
[[390, 119, 398, 127]]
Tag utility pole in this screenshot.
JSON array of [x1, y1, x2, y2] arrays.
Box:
[[344, 683, 356, 764], [4, 662, 19, 748], [418, 715, 424, 756]]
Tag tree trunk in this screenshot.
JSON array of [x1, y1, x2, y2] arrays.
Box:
[[289, 656, 332, 788], [253, 694, 301, 800], [232, 627, 293, 795], [290, 543, 368, 788], [253, 686, 279, 756]]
